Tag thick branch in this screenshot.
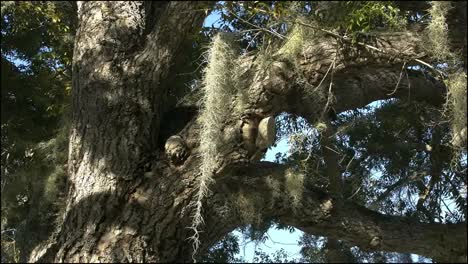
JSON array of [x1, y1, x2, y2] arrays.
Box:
[[180, 31, 446, 119], [163, 27, 455, 263], [207, 162, 467, 262]]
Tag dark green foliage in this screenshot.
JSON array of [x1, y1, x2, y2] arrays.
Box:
[[252, 248, 297, 263], [1, 2, 75, 262], [314, 1, 406, 32], [198, 233, 244, 263], [298, 235, 326, 263], [1, 1, 74, 181]]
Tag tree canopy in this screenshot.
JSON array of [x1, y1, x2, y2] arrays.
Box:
[[1, 1, 466, 263]]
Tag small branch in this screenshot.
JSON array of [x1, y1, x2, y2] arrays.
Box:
[[388, 61, 407, 96], [244, 31, 262, 52], [320, 119, 343, 198], [266, 232, 299, 246], [313, 55, 337, 93], [228, 10, 286, 40], [371, 178, 409, 206], [346, 185, 362, 200], [320, 54, 337, 119], [344, 155, 355, 174], [213, 161, 467, 261], [441, 198, 455, 218]]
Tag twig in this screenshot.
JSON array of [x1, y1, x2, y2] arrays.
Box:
[[405, 65, 411, 101], [228, 10, 286, 40], [321, 56, 336, 118], [313, 56, 337, 93], [344, 155, 355, 174], [1, 228, 16, 235], [245, 31, 262, 52], [324, 145, 340, 155], [388, 61, 407, 95], [266, 232, 299, 246], [441, 198, 454, 217], [346, 185, 362, 200]]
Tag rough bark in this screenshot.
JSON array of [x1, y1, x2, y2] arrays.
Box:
[[31, 1, 211, 262], [31, 2, 466, 263]]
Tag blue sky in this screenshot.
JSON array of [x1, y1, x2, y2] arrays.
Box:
[[203, 9, 223, 28]]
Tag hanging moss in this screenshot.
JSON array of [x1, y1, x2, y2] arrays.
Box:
[[284, 168, 305, 208], [232, 53, 251, 115], [424, 2, 467, 155], [446, 71, 467, 151], [1, 123, 69, 262], [426, 2, 453, 61], [190, 32, 239, 259]]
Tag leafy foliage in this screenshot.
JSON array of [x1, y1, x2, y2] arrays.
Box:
[[198, 233, 244, 263], [1, 1, 75, 262], [324, 1, 406, 33]]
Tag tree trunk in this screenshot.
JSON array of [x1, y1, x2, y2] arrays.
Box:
[[30, 2, 466, 263], [31, 2, 210, 262]]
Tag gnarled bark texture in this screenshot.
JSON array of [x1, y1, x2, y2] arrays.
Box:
[[31, 1, 211, 262], [31, 1, 466, 263]]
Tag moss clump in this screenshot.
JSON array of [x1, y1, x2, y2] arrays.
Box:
[[36, 126, 68, 204], [265, 176, 281, 203], [276, 17, 318, 62], [276, 23, 306, 62], [235, 192, 263, 226], [284, 168, 304, 208]]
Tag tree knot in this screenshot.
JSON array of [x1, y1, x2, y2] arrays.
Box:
[[165, 135, 189, 165]]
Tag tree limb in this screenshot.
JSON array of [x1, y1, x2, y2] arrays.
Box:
[[207, 162, 467, 262]]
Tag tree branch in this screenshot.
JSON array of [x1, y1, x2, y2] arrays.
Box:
[[207, 162, 467, 262], [171, 27, 455, 262], [294, 21, 446, 77]]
